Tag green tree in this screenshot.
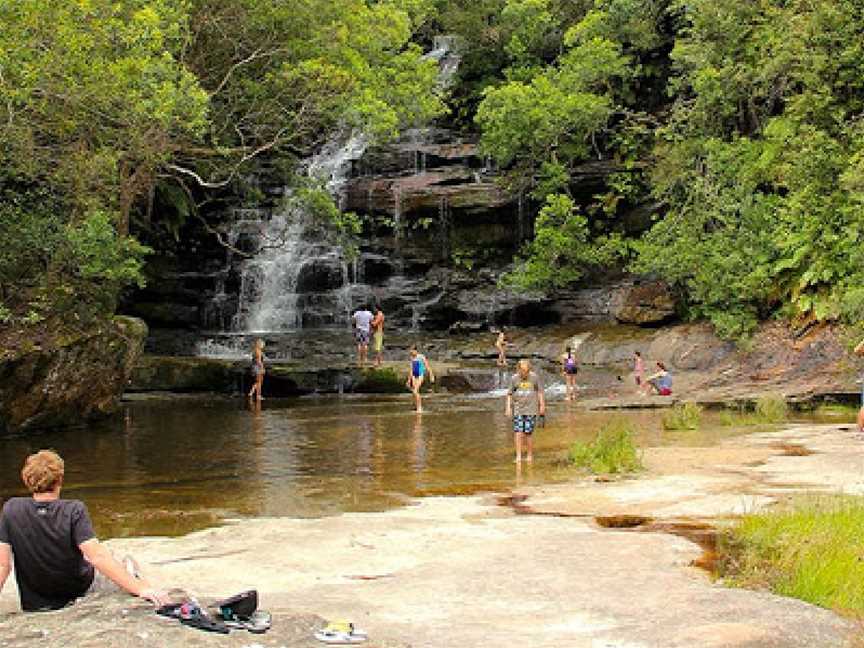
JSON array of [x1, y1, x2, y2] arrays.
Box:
[[636, 0, 864, 338]]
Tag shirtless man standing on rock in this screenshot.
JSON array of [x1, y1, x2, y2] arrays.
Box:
[[0, 450, 171, 612]]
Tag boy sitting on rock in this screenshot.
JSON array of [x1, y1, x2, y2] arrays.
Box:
[[0, 450, 170, 611]]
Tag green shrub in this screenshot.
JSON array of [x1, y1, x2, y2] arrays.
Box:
[[718, 495, 864, 615], [719, 396, 787, 426], [754, 394, 787, 423], [662, 402, 703, 430], [569, 418, 643, 474]]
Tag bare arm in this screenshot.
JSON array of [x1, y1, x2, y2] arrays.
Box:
[[424, 357, 435, 382], [0, 542, 10, 595], [80, 539, 169, 606], [538, 389, 546, 417], [505, 393, 512, 417]]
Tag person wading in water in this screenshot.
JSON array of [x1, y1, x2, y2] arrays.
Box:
[[407, 345, 435, 413], [561, 346, 578, 401], [248, 338, 265, 401], [505, 359, 546, 464]]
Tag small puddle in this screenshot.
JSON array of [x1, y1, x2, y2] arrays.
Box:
[[772, 443, 816, 456], [595, 515, 651, 529], [495, 494, 719, 573], [495, 493, 591, 519]]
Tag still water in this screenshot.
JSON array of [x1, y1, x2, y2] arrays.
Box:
[[0, 392, 763, 538]]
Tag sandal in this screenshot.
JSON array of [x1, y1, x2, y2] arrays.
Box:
[[314, 620, 368, 644]]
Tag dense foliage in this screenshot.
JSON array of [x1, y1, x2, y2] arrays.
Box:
[[456, 0, 864, 340], [3, 0, 864, 339], [0, 0, 441, 325]]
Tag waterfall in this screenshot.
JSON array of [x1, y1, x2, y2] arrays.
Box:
[[393, 184, 403, 247], [438, 195, 451, 260], [230, 133, 370, 332], [206, 37, 461, 337]]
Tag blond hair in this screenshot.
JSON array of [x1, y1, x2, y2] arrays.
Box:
[[517, 359, 531, 374], [21, 450, 65, 494]]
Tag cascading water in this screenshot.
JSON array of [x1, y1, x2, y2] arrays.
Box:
[[231, 133, 369, 332], [199, 36, 464, 349]]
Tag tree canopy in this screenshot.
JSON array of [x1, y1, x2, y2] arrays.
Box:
[[3, 0, 864, 340], [0, 0, 442, 325]]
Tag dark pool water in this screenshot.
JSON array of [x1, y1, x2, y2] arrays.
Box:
[[0, 393, 795, 538]]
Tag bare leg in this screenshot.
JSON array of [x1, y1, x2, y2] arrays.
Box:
[[413, 376, 424, 412], [256, 373, 264, 401], [857, 406, 864, 434], [514, 431, 523, 463], [525, 434, 534, 463]]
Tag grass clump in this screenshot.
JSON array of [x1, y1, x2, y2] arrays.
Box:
[[568, 418, 643, 474], [719, 394, 788, 426], [718, 495, 864, 615], [661, 402, 703, 430], [754, 394, 787, 423]]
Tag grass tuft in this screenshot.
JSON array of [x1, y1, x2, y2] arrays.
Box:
[[568, 418, 643, 474], [719, 394, 788, 426], [661, 402, 703, 430], [718, 495, 864, 616], [754, 394, 787, 423]]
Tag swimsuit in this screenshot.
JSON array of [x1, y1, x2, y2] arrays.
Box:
[[564, 355, 577, 375], [411, 358, 425, 379]]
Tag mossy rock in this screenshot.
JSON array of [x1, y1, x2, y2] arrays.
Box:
[[355, 367, 405, 393], [0, 316, 148, 434], [129, 356, 240, 393]]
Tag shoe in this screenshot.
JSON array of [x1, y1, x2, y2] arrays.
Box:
[[314, 620, 368, 644]]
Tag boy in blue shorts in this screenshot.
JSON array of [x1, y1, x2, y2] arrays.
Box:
[[505, 359, 546, 463]]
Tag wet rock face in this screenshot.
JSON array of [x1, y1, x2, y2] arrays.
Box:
[[123, 127, 672, 344], [0, 317, 147, 435]]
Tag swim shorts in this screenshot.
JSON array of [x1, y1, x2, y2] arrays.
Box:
[[355, 328, 370, 345], [373, 329, 384, 352], [512, 415, 537, 435]]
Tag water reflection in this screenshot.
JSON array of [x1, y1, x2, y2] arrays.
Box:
[[0, 394, 769, 538]]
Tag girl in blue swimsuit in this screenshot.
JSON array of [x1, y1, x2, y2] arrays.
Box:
[[407, 345, 435, 413]]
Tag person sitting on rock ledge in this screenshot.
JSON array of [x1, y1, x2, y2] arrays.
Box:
[[0, 450, 171, 612], [646, 361, 673, 396]]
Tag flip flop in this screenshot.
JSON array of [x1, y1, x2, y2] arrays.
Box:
[[157, 600, 230, 634], [224, 610, 272, 634], [314, 621, 368, 644]]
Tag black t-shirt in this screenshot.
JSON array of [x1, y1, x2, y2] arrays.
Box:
[[0, 497, 96, 611]]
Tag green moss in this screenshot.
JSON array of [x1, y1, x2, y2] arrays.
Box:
[[718, 495, 864, 616], [355, 367, 405, 393]]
